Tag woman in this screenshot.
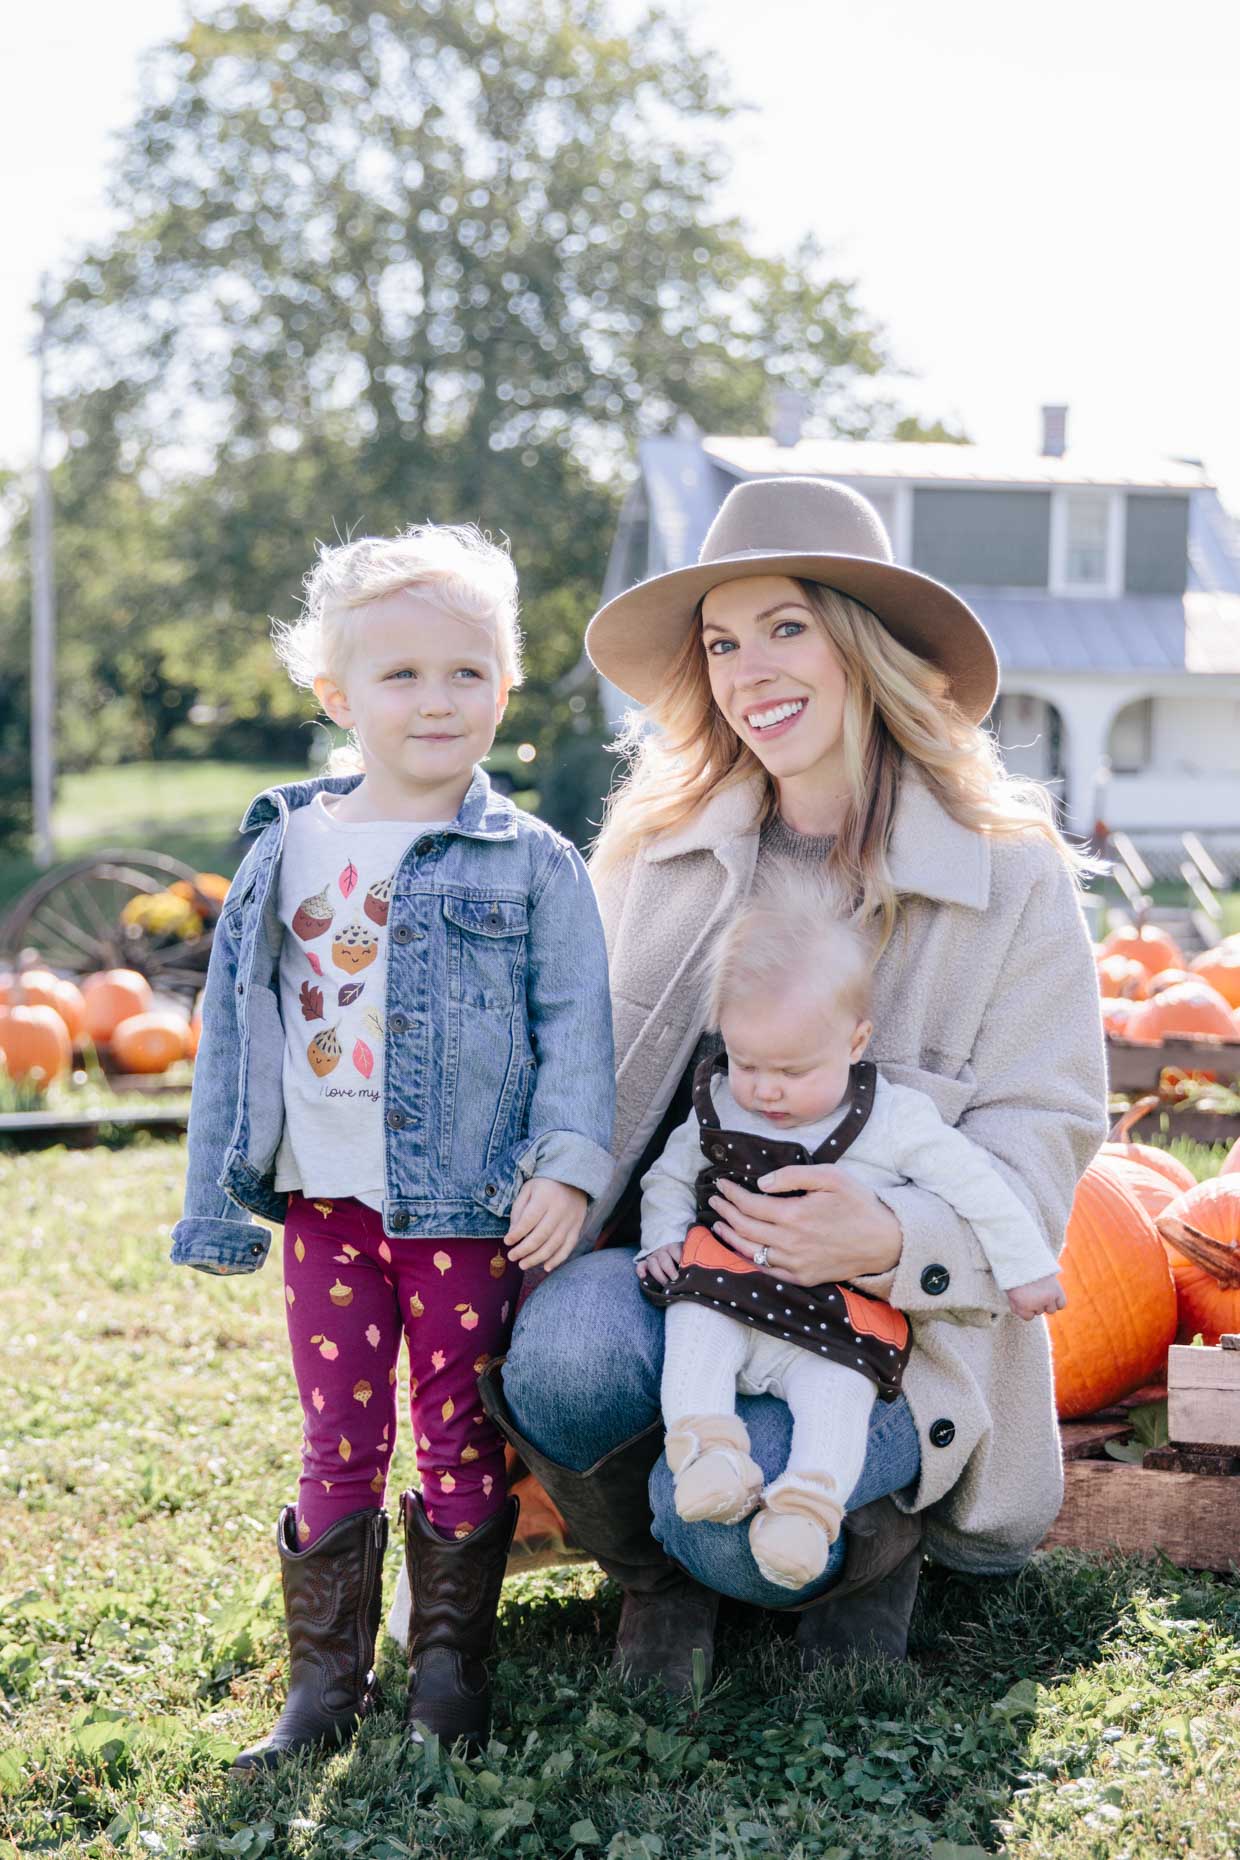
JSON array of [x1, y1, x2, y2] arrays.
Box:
[[487, 475, 1107, 1690]]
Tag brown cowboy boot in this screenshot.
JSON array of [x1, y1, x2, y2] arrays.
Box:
[[231, 1506, 388, 1775], [401, 1488, 518, 1752], [477, 1359, 718, 1696], [793, 1497, 923, 1670]]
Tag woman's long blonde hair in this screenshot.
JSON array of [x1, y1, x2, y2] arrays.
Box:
[[592, 579, 1093, 948]]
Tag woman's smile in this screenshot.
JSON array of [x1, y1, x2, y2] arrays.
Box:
[[743, 696, 807, 739]]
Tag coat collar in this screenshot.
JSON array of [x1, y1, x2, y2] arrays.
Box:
[[238, 765, 519, 843], [642, 768, 990, 910]]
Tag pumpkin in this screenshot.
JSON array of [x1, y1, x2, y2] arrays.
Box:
[[11, 968, 87, 1043], [1123, 981, 1240, 1045], [1093, 1151, 1183, 1223], [81, 968, 154, 1045], [1101, 924, 1184, 977], [1097, 955, 1148, 1000], [1189, 946, 1240, 1011], [1100, 996, 1147, 1040], [1157, 1177, 1240, 1345], [110, 1011, 190, 1075], [0, 1002, 71, 1086], [1146, 967, 1193, 995], [1048, 1160, 1178, 1419], [1101, 1101, 1198, 1194]]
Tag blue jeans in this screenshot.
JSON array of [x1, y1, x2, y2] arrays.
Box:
[[503, 1248, 922, 1609]]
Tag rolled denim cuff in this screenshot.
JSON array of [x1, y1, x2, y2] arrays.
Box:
[[170, 1216, 272, 1275], [516, 1129, 617, 1202]]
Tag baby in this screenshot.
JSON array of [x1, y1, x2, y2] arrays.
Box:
[[637, 869, 1064, 1592]]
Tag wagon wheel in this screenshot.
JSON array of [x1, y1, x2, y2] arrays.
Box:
[[0, 849, 220, 1000]]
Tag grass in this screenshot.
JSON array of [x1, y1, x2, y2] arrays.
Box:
[[3, 1141, 1240, 1858]]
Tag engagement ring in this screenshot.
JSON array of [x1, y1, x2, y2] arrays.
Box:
[[753, 1245, 770, 1268]]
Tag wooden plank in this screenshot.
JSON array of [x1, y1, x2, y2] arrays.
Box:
[[1168, 1344, 1240, 1391], [1106, 1036, 1240, 1094], [1144, 1443, 1240, 1475], [1041, 1462, 1240, 1571], [1059, 1421, 1132, 1460], [1169, 1386, 1240, 1448]]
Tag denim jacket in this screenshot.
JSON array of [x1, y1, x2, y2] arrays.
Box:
[[170, 768, 615, 1274]]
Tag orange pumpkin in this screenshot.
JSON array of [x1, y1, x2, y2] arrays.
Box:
[[1101, 924, 1184, 978], [1093, 1151, 1183, 1223], [1146, 967, 1193, 995], [12, 969, 88, 1044], [1157, 1177, 1240, 1345], [1100, 1101, 1197, 1196], [1123, 981, 1240, 1045], [0, 1003, 71, 1087], [1221, 1138, 1240, 1179], [1100, 996, 1146, 1039], [1189, 946, 1240, 1011], [1048, 1160, 1178, 1419], [110, 1011, 190, 1075], [81, 969, 154, 1045], [1097, 955, 1149, 1000]]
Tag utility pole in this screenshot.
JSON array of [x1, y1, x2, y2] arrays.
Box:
[[31, 275, 56, 869]]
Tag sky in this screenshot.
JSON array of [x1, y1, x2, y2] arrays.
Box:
[[3, 0, 1239, 506]]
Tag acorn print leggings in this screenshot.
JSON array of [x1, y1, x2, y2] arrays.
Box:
[[282, 1193, 523, 1547]]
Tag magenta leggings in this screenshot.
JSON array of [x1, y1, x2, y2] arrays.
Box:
[[282, 1194, 522, 1546]]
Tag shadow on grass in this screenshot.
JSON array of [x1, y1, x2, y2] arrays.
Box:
[[178, 1547, 1240, 1860]]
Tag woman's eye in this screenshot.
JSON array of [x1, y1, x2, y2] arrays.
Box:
[[773, 620, 805, 639], [705, 638, 736, 655]]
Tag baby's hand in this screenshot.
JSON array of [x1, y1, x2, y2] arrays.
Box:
[[505, 1178, 588, 1273], [1006, 1272, 1066, 1320], [636, 1244, 683, 1287]]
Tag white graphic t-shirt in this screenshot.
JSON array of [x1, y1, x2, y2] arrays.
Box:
[[273, 795, 444, 1211]]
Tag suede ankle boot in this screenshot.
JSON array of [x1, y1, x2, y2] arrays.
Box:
[[402, 1488, 518, 1752], [793, 1496, 923, 1669], [231, 1506, 388, 1776], [477, 1359, 718, 1696]]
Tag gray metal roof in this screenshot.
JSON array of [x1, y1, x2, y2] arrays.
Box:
[[970, 591, 1240, 675], [702, 434, 1213, 492]]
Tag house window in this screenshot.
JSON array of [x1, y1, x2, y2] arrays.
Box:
[[1051, 490, 1125, 596], [1107, 698, 1153, 775]]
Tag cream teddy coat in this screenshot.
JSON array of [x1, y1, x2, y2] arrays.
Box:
[[586, 771, 1107, 1573]]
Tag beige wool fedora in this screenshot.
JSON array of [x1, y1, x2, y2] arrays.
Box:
[[585, 476, 999, 724]]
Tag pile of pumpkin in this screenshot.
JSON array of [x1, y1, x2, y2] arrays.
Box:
[[0, 962, 201, 1089], [1050, 1126, 1240, 1418], [1096, 922, 1240, 1043]]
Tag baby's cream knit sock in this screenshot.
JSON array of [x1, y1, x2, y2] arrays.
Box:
[[665, 1413, 764, 1526], [748, 1472, 845, 1591]]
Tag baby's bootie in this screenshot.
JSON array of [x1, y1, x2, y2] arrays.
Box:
[[665, 1414, 764, 1525], [749, 1473, 844, 1590]]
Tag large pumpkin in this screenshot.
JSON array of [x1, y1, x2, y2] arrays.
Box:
[[1123, 981, 1240, 1045], [12, 968, 87, 1044], [1100, 1102, 1198, 1194], [111, 1011, 190, 1075], [1157, 1177, 1240, 1345], [1093, 1151, 1183, 1223], [81, 969, 154, 1045], [1189, 946, 1240, 1011], [0, 1003, 71, 1087], [1101, 924, 1184, 978], [1097, 955, 1149, 1000], [1048, 1161, 1178, 1419]]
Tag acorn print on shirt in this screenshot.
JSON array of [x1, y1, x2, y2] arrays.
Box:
[[364, 874, 394, 927], [292, 887, 333, 941], [332, 920, 379, 974], [307, 1025, 342, 1077]]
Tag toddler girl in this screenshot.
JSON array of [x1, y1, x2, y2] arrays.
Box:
[[172, 525, 614, 1767], [638, 871, 1063, 1592]]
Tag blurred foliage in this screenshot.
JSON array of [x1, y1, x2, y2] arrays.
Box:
[[2, 0, 953, 845]]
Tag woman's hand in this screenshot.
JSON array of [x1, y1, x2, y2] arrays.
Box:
[[708, 1165, 903, 1287]]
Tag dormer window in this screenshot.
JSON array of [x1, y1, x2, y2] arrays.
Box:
[[1050, 489, 1125, 596]]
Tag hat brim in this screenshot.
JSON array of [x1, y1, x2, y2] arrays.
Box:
[[585, 550, 999, 725]]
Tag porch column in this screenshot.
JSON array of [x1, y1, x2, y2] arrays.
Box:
[[1057, 691, 1115, 838]]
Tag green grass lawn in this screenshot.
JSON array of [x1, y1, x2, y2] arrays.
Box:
[[4, 1141, 1240, 1858]]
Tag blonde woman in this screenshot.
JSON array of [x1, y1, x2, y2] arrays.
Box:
[[483, 476, 1106, 1691]]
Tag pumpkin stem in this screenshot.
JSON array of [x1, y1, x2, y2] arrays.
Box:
[[1109, 1096, 1161, 1144], [1157, 1213, 1240, 1290]]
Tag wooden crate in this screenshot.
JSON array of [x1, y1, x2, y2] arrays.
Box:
[[1106, 1034, 1240, 1094], [1168, 1343, 1240, 1449], [1042, 1411, 1240, 1572]]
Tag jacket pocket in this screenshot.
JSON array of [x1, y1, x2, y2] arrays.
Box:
[[442, 895, 530, 1011]]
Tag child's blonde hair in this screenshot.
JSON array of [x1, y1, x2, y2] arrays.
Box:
[[708, 864, 874, 1030], [273, 523, 524, 693]]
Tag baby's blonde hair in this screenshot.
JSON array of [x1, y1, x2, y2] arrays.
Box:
[[273, 523, 524, 693], [708, 863, 874, 1031]]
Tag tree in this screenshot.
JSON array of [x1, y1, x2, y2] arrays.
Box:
[[9, 0, 943, 838]]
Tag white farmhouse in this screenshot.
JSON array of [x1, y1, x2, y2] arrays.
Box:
[[599, 409, 1240, 876]]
